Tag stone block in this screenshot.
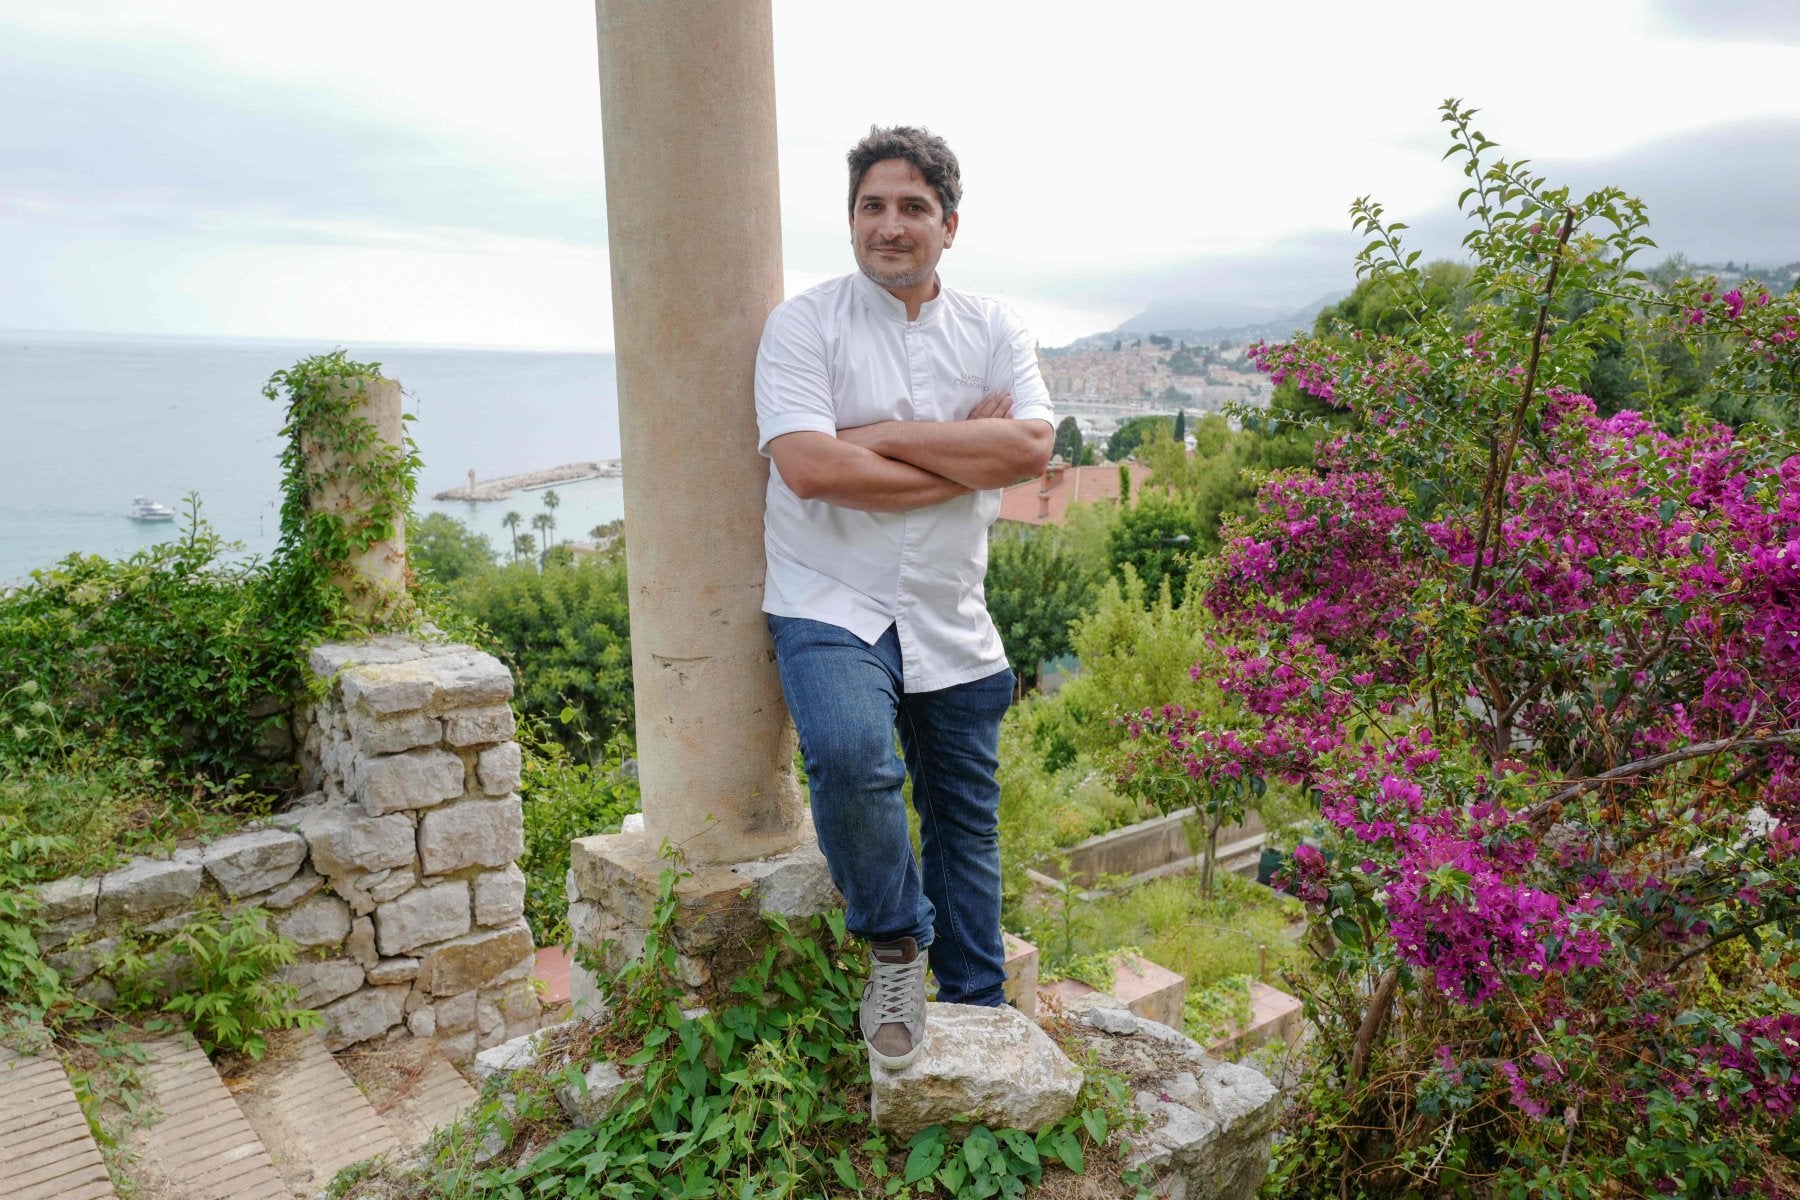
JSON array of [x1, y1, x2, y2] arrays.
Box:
[[282, 959, 367, 1009], [347, 915, 378, 967], [421, 921, 535, 996], [430, 651, 515, 708], [870, 1003, 1083, 1139], [347, 708, 443, 756], [443, 705, 516, 747], [200, 828, 307, 898], [471, 1030, 541, 1082], [436, 990, 478, 1033], [1113, 952, 1187, 1032], [418, 796, 524, 875], [472, 865, 527, 927], [477, 998, 508, 1050], [353, 748, 467, 817], [34, 874, 99, 925], [369, 867, 418, 903], [619, 812, 645, 834], [33, 875, 98, 948], [489, 977, 541, 1024], [308, 636, 434, 678], [437, 1030, 477, 1063], [407, 1007, 437, 1038], [367, 956, 420, 986], [276, 893, 353, 947], [298, 801, 416, 878], [46, 936, 116, 987], [341, 662, 436, 716], [476, 742, 522, 795], [321, 983, 411, 1051], [1073, 1006, 1280, 1200], [557, 1061, 632, 1128], [1002, 932, 1039, 1019], [262, 868, 324, 909], [97, 856, 204, 920], [375, 880, 471, 956], [1207, 982, 1305, 1057]]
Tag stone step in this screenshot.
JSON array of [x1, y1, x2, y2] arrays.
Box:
[[127, 1032, 288, 1200], [0, 1029, 116, 1200], [224, 1030, 402, 1195], [340, 1038, 480, 1154]]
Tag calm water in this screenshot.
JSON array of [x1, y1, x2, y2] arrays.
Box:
[[0, 330, 622, 585]]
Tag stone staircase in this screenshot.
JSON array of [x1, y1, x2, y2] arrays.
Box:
[[0, 1026, 479, 1200]]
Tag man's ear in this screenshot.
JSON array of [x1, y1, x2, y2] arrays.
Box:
[[943, 210, 959, 249]]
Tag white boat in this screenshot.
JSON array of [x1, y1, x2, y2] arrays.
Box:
[[127, 496, 177, 522]]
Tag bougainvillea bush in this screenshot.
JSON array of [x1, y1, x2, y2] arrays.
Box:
[[1119, 102, 1800, 1198]]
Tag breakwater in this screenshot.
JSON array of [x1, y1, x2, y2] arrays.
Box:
[[432, 461, 622, 502]]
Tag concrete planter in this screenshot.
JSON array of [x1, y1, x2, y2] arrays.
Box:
[[1032, 806, 1268, 889]]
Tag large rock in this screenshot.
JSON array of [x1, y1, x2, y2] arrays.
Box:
[[97, 855, 204, 920], [298, 801, 415, 878], [870, 1003, 1083, 1139], [275, 893, 353, 947], [375, 880, 472, 956], [472, 865, 527, 927], [429, 652, 515, 708], [346, 707, 443, 756], [1074, 1006, 1280, 1200], [281, 959, 367, 1008], [421, 921, 534, 995], [200, 828, 307, 897], [443, 705, 516, 747], [340, 663, 437, 716], [320, 983, 410, 1051], [32, 875, 99, 948], [418, 796, 524, 875], [476, 742, 522, 796], [353, 747, 467, 817], [557, 1060, 633, 1127]]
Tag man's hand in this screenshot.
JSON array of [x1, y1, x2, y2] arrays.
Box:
[[836, 396, 1052, 492], [967, 390, 1012, 420]]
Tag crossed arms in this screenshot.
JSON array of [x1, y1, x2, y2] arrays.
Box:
[[768, 392, 1054, 513]]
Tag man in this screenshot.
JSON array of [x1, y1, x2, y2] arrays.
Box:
[[754, 126, 1055, 1070]]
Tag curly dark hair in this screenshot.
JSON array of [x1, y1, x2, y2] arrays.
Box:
[[846, 125, 961, 221]]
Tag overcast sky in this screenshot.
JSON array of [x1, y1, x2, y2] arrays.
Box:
[[2, 0, 1796, 350]]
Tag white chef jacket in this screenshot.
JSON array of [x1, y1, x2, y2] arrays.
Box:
[[756, 271, 1056, 692]]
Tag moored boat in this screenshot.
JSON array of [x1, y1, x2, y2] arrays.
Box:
[[127, 496, 177, 521]]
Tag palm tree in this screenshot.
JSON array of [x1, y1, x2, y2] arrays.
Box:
[[541, 490, 561, 549], [513, 533, 536, 563], [502, 511, 523, 563], [531, 512, 554, 566]]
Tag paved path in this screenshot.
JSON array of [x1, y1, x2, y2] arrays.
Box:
[[0, 1032, 116, 1200]]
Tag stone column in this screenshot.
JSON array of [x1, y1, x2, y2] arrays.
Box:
[[595, 0, 803, 864], [306, 377, 408, 620]]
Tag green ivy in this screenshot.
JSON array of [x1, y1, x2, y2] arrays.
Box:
[[334, 858, 1155, 1200]]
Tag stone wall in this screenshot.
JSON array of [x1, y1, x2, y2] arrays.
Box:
[[35, 636, 541, 1062]]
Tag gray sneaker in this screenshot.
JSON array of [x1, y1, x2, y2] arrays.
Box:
[[861, 937, 928, 1070]]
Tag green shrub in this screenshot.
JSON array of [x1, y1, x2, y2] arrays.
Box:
[[518, 719, 640, 944], [107, 904, 321, 1059]]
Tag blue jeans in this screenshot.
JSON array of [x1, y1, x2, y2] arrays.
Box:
[[768, 615, 1014, 1007]]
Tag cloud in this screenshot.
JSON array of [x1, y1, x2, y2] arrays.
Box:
[[1647, 1, 1800, 45], [0, 25, 606, 252]]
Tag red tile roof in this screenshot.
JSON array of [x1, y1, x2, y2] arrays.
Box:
[[997, 463, 1155, 526]]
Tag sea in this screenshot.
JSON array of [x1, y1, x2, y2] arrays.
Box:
[[0, 329, 623, 587]]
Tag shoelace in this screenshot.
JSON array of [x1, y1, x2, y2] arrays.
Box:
[[869, 956, 921, 1025]]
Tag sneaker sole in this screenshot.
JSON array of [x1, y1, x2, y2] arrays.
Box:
[[868, 1034, 926, 1072]]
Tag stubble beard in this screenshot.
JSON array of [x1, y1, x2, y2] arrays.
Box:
[[858, 248, 935, 292]]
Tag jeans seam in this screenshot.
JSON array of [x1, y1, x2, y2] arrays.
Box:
[[899, 703, 973, 995]]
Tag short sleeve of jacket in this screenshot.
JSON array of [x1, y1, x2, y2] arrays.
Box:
[[755, 300, 838, 456], [987, 304, 1055, 430]]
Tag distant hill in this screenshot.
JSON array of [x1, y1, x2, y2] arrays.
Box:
[[1055, 291, 1347, 352]]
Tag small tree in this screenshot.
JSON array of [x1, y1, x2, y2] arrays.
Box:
[[1052, 416, 1084, 465], [502, 511, 524, 563]]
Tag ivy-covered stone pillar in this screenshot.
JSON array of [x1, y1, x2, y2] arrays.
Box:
[[293, 374, 409, 621]]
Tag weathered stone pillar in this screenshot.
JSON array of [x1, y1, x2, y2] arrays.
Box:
[[595, 0, 803, 864], [306, 377, 407, 620]]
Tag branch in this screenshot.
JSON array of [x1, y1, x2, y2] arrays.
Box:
[[1346, 965, 1401, 1098], [1523, 729, 1800, 828], [1467, 208, 1576, 602]]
